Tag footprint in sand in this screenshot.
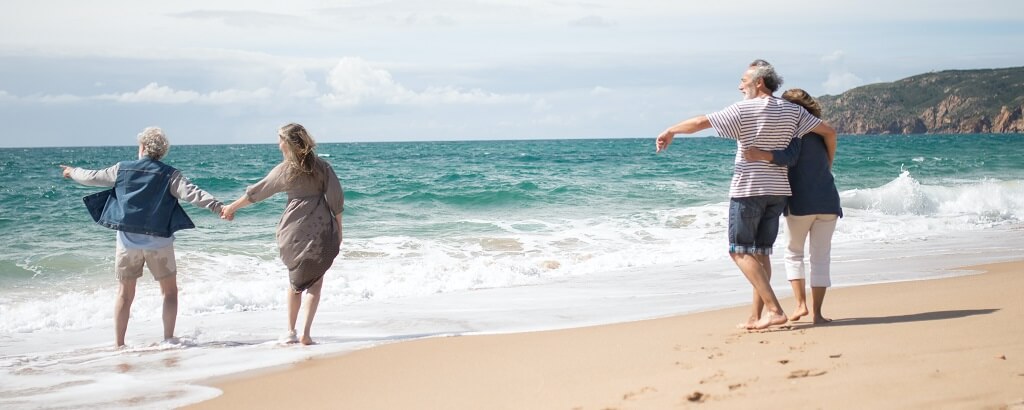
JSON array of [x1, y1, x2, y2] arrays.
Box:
[[700, 346, 724, 359], [622, 387, 657, 401], [699, 371, 725, 384], [788, 369, 827, 379]]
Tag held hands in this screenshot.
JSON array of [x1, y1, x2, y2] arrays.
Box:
[[59, 165, 73, 178], [220, 205, 236, 221]]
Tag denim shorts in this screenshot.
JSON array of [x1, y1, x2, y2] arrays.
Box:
[[728, 195, 787, 255]]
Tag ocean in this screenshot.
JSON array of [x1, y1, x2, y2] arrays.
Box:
[[1, 134, 1022, 408]]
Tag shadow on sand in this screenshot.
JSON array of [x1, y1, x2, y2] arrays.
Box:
[[818, 308, 999, 327]]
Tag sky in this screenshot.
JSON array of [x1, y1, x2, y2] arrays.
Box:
[[1, 0, 1022, 147]]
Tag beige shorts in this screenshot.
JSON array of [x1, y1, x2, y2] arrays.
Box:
[[115, 245, 177, 281]]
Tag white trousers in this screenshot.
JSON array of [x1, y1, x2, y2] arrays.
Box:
[[784, 214, 838, 287]]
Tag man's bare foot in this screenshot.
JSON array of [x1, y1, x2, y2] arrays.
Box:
[[736, 317, 760, 329], [300, 335, 315, 345], [812, 316, 833, 325], [789, 305, 809, 321], [751, 313, 788, 330]]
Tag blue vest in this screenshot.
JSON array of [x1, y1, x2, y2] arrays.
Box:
[[82, 157, 195, 238]]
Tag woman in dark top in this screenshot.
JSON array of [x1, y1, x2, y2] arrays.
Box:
[[744, 88, 842, 324]]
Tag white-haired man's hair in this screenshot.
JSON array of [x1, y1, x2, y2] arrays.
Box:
[[137, 127, 170, 161], [748, 59, 784, 93]]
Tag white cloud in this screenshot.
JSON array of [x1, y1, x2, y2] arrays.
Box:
[[0, 91, 84, 103], [278, 66, 320, 98], [821, 50, 846, 65], [169, 10, 308, 29], [319, 57, 409, 107], [319, 57, 527, 108], [569, 15, 615, 28], [820, 50, 865, 94], [822, 71, 865, 95], [30, 94, 85, 103], [97, 82, 273, 104], [590, 86, 612, 95], [202, 87, 274, 104], [103, 83, 200, 104]]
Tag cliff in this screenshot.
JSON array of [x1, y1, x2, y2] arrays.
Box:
[[817, 66, 1024, 134]]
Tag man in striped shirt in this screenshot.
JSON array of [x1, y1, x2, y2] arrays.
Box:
[[656, 60, 837, 330]]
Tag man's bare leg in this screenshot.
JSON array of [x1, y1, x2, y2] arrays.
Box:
[[740, 255, 773, 329], [158, 276, 178, 341], [739, 290, 763, 329], [731, 253, 786, 329], [811, 286, 832, 324], [789, 279, 809, 321], [299, 277, 323, 345], [115, 278, 138, 348]]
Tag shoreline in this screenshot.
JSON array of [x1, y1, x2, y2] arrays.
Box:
[[185, 260, 1024, 409]]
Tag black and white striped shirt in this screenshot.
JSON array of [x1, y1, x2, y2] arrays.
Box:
[[707, 96, 821, 198]]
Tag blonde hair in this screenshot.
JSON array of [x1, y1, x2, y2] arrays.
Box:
[[137, 127, 170, 160], [781, 88, 822, 118], [278, 123, 318, 179]]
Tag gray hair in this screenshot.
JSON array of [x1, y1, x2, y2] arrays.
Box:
[[137, 127, 170, 160], [748, 59, 783, 93]]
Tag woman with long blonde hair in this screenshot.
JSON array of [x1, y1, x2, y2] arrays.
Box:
[[223, 123, 344, 344]]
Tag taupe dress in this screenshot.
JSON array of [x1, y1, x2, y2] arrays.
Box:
[[246, 157, 344, 291]]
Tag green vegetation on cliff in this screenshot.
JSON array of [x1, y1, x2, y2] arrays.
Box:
[[817, 66, 1024, 134]]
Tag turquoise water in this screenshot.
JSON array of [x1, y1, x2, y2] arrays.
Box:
[[1, 134, 1023, 311], [1, 134, 1023, 409]]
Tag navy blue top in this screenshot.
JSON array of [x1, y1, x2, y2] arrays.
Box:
[[771, 133, 843, 217]]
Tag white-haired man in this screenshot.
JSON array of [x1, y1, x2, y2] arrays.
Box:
[[61, 127, 224, 348], [655, 60, 837, 330]]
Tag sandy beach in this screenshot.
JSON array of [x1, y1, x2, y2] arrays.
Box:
[[187, 261, 1024, 409]]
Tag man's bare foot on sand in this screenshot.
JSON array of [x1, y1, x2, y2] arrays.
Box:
[[789, 304, 809, 321], [812, 316, 833, 325], [751, 313, 788, 330], [737, 316, 760, 330]]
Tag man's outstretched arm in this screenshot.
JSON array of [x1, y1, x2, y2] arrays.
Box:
[[656, 115, 711, 152]]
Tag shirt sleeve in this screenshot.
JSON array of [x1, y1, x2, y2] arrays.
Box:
[[793, 108, 823, 138], [705, 103, 743, 141], [245, 162, 289, 204], [168, 170, 223, 214], [69, 164, 119, 187], [770, 137, 802, 167], [322, 161, 344, 216]]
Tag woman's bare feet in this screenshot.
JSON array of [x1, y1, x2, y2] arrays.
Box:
[[812, 315, 833, 325], [281, 329, 299, 344], [751, 312, 788, 330], [789, 304, 809, 321], [300, 334, 315, 345]]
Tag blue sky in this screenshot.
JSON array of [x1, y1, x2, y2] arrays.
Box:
[[1, 0, 1022, 147]]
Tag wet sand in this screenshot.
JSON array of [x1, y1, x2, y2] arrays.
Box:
[[187, 261, 1024, 409]]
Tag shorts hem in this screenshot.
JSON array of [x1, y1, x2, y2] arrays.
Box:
[[729, 244, 773, 255]]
